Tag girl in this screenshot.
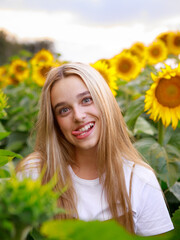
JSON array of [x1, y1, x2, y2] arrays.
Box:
[[17, 62, 173, 236]]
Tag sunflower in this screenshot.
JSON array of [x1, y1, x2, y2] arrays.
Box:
[[131, 42, 146, 53], [144, 64, 180, 129], [156, 32, 170, 46], [167, 31, 180, 55], [9, 59, 29, 82], [97, 58, 112, 68], [128, 44, 147, 68], [112, 51, 141, 81], [31, 49, 54, 65], [32, 62, 59, 86], [146, 40, 168, 65], [91, 60, 118, 96], [0, 66, 9, 87]]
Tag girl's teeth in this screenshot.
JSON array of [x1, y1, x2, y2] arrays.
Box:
[[80, 132, 86, 136], [79, 123, 94, 132]]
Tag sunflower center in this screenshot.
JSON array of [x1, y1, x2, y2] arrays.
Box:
[[40, 66, 51, 77], [38, 56, 48, 62], [151, 47, 161, 57], [159, 34, 168, 45], [174, 36, 180, 47], [155, 76, 180, 107], [16, 65, 25, 73], [118, 59, 132, 73]]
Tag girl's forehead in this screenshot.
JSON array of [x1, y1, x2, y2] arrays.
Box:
[[50, 75, 90, 103]]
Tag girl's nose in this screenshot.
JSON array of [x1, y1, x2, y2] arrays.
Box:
[[73, 107, 86, 122]]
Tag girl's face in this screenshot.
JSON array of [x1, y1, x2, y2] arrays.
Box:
[[51, 75, 101, 151]]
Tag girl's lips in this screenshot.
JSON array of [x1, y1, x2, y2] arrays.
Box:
[[72, 122, 95, 138]]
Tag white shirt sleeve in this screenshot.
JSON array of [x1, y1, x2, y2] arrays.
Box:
[[132, 166, 174, 236], [16, 158, 40, 180]]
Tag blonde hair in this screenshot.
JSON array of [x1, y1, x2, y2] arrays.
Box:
[[17, 62, 150, 233]]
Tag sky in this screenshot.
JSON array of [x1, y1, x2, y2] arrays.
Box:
[[0, 0, 180, 63]]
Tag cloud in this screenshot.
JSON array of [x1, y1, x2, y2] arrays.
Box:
[[1, 0, 180, 25], [0, 1, 180, 63]]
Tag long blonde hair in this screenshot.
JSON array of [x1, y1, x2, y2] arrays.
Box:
[[18, 62, 150, 233]]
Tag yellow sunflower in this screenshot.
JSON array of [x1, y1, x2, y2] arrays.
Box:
[[156, 32, 170, 46], [128, 44, 147, 68], [0, 66, 9, 87], [112, 51, 141, 81], [144, 64, 180, 129], [91, 60, 118, 96], [131, 42, 146, 53], [167, 31, 180, 55], [146, 40, 168, 65], [31, 49, 54, 65], [32, 62, 59, 86], [97, 58, 112, 68], [9, 59, 29, 82]]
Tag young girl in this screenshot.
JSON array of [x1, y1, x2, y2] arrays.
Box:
[[17, 62, 174, 236]]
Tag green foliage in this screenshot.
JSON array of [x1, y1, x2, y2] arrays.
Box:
[[0, 89, 22, 178], [0, 89, 8, 118], [40, 220, 135, 240], [171, 206, 180, 238], [0, 150, 22, 178], [124, 96, 145, 131], [0, 30, 55, 65], [0, 176, 64, 240], [3, 82, 42, 156], [39, 210, 179, 240]]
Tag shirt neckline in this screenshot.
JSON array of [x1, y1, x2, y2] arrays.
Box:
[[68, 165, 99, 186]]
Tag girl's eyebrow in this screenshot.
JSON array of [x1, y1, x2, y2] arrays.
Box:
[[77, 91, 90, 99], [53, 91, 90, 111]]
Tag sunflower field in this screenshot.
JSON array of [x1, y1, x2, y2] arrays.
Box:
[[0, 30, 180, 239]]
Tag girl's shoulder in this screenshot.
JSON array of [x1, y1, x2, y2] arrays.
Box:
[[16, 153, 41, 180], [123, 159, 160, 190]]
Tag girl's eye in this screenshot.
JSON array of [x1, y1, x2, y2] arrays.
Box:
[[59, 107, 69, 115], [82, 97, 93, 104]]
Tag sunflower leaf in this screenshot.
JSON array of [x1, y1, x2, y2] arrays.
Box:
[[40, 220, 135, 240], [169, 182, 180, 201], [134, 116, 157, 136], [134, 138, 180, 187], [124, 96, 145, 130]]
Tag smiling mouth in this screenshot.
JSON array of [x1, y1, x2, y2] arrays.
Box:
[[72, 122, 95, 136]]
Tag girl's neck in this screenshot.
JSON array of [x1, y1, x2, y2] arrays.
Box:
[[71, 147, 98, 180]]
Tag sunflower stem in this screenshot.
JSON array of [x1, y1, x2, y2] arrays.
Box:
[[158, 120, 164, 146]]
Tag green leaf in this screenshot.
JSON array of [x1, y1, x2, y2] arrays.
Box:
[[0, 169, 11, 178], [171, 207, 180, 239], [0, 149, 22, 159], [41, 220, 135, 240], [0, 131, 10, 141], [134, 137, 158, 159], [0, 149, 22, 167], [5, 132, 28, 151], [0, 122, 7, 132], [134, 116, 157, 136], [164, 126, 175, 145], [169, 182, 180, 201], [134, 138, 179, 187], [124, 96, 145, 130], [166, 144, 180, 159], [168, 128, 180, 149], [30, 228, 47, 240], [0, 157, 9, 167], [40, 219, 172, 240]]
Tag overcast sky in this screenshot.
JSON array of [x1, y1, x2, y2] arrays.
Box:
[[0, 0, 180, 63]]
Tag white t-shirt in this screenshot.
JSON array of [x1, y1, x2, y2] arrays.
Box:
[[18, 159, 174, 236], [68, 160, 174, 236]]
